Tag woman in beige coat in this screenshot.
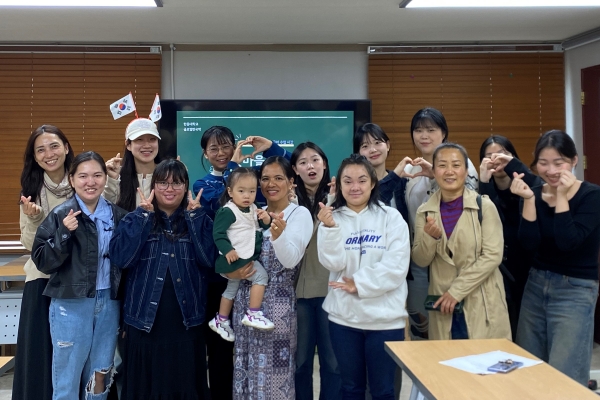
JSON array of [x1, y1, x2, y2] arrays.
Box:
[[412, 143, 511, 340]]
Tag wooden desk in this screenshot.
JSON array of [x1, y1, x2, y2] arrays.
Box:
[[385, 339, 598, 400], [0, 255, 28, 282], [0, 356, 14, 376]]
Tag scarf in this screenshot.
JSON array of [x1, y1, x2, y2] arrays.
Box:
[[39, 171, 73, 215]]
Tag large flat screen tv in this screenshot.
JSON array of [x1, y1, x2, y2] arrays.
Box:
[[158, 100, 371, 185]]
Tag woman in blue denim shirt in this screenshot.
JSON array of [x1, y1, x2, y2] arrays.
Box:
[[109, 159, 217, 399]]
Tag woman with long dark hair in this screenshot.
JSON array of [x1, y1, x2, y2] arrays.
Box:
[[291, 142, 341, 400], [13, 125, 74, 400], [110, 159, 217, 399]]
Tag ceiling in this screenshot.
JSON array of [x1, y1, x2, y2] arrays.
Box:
[[0, 0, 599, 46]]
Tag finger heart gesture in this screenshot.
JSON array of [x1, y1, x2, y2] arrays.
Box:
[[106, 153, 122, 179], [269, 211, 286, 240], [317, 202, 335, 227], [20, 195, 42, 217], [63, 209, 82, 231]]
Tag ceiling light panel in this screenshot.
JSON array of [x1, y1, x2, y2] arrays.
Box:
[[0, 0, 157, 6], [406, 0, 600, 7]]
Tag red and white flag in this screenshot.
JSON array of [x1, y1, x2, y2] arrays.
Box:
[[149, 94, 162, 122], [109, 93, 136, 120]]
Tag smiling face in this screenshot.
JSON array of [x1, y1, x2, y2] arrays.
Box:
[[358, 134, 389, 169], [536, 147, 577, 188], [69, 160, 106, 209], [340, 164, 375, 213], [126, 134, 159, 164], [433, 148, 467, 199], [260, 163, 293, 204], [292, 148, 326, 192], [412, 121, 445, 157], [154, 174, 186, 215], [204, 136, 234, 172], [228, 174, 258, 208], [34, 132, 69, 175]]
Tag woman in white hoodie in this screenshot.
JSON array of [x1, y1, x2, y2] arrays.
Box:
[[317, 154, 410, 400]]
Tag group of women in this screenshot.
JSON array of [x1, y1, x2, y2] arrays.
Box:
[[11, 105, 600, 400]]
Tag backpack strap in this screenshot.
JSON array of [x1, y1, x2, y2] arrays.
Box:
[[476, 194, 483, 225]]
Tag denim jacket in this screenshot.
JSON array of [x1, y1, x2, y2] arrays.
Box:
[[109, 206, 217, 332]]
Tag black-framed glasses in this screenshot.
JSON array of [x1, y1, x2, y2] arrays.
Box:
[[156, 181, 185, 191]]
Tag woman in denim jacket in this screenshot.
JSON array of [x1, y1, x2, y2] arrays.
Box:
[[109, 159, 217, 399]]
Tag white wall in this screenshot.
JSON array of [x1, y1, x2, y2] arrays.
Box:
[[162, 50, 368, 100], [565, 40, 600, 178]]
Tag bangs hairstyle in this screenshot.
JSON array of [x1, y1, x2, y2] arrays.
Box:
[[479, 135, 520, 162], [69, 151, 107, 180], [118, 138, 162, 212], [531, 130, 578, 169], [219, 167, 259, 206], [150, 159, 190, 211], [291, 142, 331, 219], [410, 107, 449, 145], [200, 125, 236, 170], [259, 156, 295, 181], [353, 123, 390, 154], [432, 142, 468, 168], [21, 125, 74, 203], [331, 154, 381, 211]]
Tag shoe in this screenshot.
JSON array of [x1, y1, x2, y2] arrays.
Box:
[[208, 314, 235, 342], [242, 310, 275, 330]]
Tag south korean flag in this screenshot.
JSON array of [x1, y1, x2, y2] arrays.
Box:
[[109, 93, 136, 120], [149, 94, 162, 122]]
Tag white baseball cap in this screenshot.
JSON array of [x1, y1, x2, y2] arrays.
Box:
[[125, 118, 161, 141]]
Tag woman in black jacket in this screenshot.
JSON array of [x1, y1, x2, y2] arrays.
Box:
[[32, 151, 128, 400]]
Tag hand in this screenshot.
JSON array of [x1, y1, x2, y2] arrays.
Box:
[[257, 208, 271, 224], [557, 170, 576, 195], [225, 249, 239, 264], [245, 136, 273, 159], [231, 139, 250, 164], [317, 202, 335, 227], [393, 156, 413, 178], [62, 209, 82, 231], [424, 216, 442, 240], [20, 196, 42, 217], [187, 189, 202, 211], [489, 153, 513, 174], [479, 157, 493, 183], [510, 172, 534, 199], [329, 277, 357, 294], [269, 211, 286, 241], [106, 153, 122, 179], [328, 176, 336, 196], [411, 157, 434, 178], [138, 188, 155, 212], [225, 261, 256, 280], [288, 183, 297, 202], [433, 291, 458, 314]]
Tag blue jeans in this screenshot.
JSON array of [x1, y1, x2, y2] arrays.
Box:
[[49, 289, 120, 400], [516, 269, 599, 386], [329, 321, 404, 400], [295, 297, 341, 400]]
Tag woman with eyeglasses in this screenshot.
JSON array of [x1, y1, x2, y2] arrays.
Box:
[[192, 126, 290, 400], [13, 125, 74, 400], [109, 159, 217, 399]]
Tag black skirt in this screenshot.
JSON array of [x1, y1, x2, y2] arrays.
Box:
[[121, 268, 210, 400], [12, 278, 53, 400]]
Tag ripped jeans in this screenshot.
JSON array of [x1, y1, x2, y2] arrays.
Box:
[[49, 289, 120, 400]]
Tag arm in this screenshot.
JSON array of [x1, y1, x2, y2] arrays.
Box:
[[554, 186, 600, 251], [103, 176, 120, 203], [109, 207, 154, 269], [193, 177, 226, 217], [271, 206, 312, 268], [187, 208, 218, 268], [32, 212, 74, 275], [447, 197, 504, 302], [411, 208, 440, 268], [504, 158, 538, 188], [212, 207, 236, 256], [379, 172, 407, 207], [352, 210, 410, 298], [262, 141, 290, 161], [317, 222, 347, 272], [20, 206, 45, 251]]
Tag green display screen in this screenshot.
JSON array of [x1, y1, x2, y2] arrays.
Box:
[[176, 110, 355, 184]]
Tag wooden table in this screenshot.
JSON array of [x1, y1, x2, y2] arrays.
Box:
[[385, 338, 598, 400], [0, 255, 28, 282]]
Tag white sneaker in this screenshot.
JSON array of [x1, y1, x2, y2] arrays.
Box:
[[208, 314, 235, 342], [242, 310, 275, 330]]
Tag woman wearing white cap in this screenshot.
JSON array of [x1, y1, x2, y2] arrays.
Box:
[[104, 118, 162, 211]]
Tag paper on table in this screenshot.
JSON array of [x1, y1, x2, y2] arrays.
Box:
[[439, 350, 543, 375]]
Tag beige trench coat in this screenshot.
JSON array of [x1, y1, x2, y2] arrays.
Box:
[[412, 188, 511, 340]]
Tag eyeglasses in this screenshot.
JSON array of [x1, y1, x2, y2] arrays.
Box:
[[155, 181, 185, 191], [206, 145, 233, 155]]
